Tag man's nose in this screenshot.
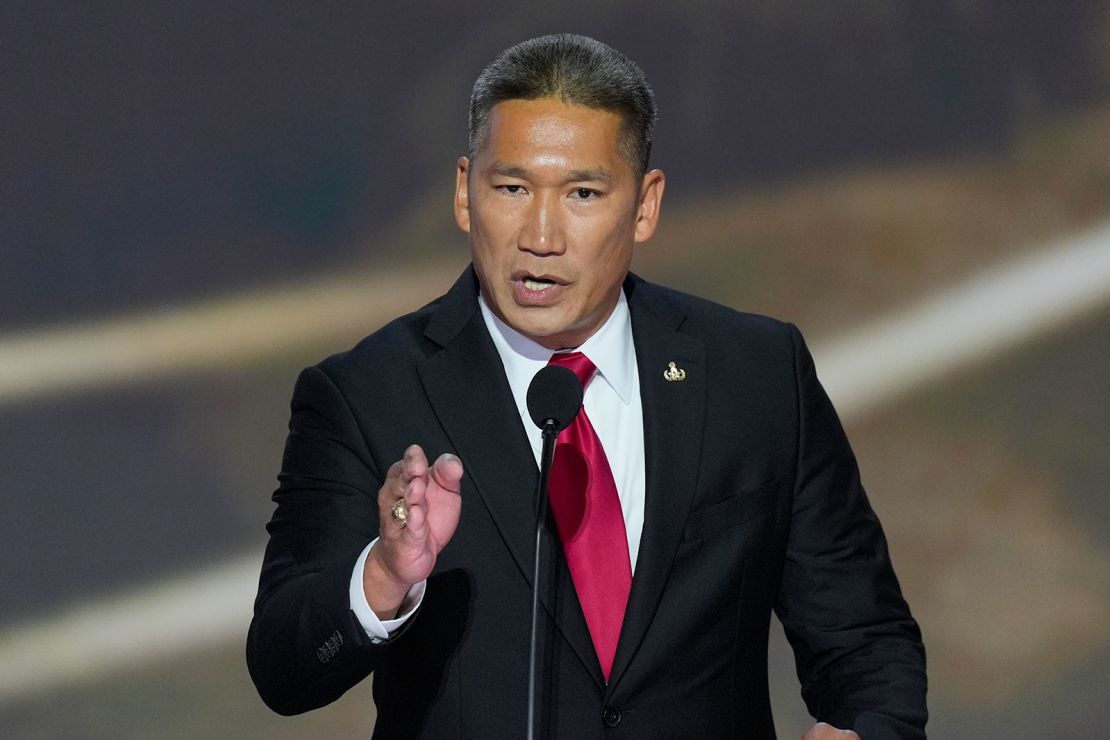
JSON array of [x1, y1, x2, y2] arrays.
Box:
[[518, 193, 566, 255]]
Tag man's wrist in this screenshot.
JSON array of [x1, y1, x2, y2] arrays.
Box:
[[363, 544, 414, 619], [350, 540, 426, 642]]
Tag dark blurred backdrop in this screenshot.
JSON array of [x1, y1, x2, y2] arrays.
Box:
[[2, 2, 1108, 738]]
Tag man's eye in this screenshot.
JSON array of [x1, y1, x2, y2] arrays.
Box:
[[499, 185, 525, 195], [572, 188, 598, 199]]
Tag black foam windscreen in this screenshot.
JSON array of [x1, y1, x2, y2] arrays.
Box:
[[526, 365, 583, 432]]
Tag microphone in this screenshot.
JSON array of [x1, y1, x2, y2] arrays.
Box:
[[524, 363, 583, 740], [526, 364, 583, 433]]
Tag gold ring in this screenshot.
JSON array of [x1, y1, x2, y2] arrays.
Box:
[[391, 499, 408, 528]]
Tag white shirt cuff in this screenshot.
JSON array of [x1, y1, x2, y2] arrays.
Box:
[[349, 538, 426, 643]]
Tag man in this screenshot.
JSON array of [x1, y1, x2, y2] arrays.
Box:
[[247, 34, 926, 739]]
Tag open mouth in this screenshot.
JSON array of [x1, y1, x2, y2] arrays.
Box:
[[511, 273, 568, 305], [513, 271, 567, 289]]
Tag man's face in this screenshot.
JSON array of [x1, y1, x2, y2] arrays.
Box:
[[455, 97, 664, 349]]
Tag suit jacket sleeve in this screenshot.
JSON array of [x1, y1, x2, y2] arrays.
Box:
[[775, 325, 927, 739], [246, 364, 391, 715]]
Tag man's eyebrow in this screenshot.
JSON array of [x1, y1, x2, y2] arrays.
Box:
[[489, 163, 530, 179], [487, 163, 613, 183], [566, 168, 612, 183]]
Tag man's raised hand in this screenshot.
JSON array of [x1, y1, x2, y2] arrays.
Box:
[[363, 444, 463, 618], [802, 723, 860, 740]]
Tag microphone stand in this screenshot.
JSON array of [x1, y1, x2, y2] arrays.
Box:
[[527, 419, 559, 740]]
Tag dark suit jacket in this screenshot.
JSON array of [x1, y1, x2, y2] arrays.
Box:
[[247, 267, 927, 739]]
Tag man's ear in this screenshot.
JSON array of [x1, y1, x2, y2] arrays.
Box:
[[633, 168, 665, 243], [454, 157, 471, 234]]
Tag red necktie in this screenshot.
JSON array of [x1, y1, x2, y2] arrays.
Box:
[[546, 352, 632, 681]]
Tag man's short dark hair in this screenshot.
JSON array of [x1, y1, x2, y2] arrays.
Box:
[[469, 33, 657, 177]]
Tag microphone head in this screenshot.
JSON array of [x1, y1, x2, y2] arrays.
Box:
[[526, 365, 583, 432]]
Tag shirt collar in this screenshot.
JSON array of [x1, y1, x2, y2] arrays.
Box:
[[477, 290, 636, 404]]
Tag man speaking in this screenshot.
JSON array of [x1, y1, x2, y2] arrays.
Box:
[[247, 34, 927, 739]]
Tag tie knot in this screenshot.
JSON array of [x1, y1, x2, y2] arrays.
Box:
[[547, 351, 597, 387]]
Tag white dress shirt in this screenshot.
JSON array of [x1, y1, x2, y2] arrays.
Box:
[[350, 291, 646, 640]]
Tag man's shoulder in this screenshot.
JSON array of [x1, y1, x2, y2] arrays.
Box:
[[627, 274, 797, 346], [313, 291, 450, 383]]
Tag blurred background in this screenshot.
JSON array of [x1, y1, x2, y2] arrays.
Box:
[[2, 2, 1109, 737]]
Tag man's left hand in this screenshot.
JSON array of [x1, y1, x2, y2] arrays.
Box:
[[802, 722, 860, 740]]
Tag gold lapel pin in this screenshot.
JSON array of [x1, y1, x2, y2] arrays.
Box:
[[663, 361, 686, 382]]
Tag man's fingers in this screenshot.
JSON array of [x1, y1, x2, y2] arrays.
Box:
[[384, 445, 428, 509], [380, 447, 461, 534], [385, 458, 404, 484], [406, 472, 428, 507], [401, 444, 428, 483], [801, 723, 859, 740], [403, 500, 427, 533], [429, 453, 464, 492]]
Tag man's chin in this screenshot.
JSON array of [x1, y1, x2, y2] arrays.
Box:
[[507, 315, 580, 350], [518, 326, 569, 349]]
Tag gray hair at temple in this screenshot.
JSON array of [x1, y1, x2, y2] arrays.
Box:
[[468, 34, 657, 178]]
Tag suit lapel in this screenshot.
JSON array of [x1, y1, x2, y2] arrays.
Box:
[[417, 268, 602, 685], [607, 275, 707, 695]]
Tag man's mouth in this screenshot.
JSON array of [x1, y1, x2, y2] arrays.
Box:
[[511, 273, 568, 306], [513, 271, 567, 289]]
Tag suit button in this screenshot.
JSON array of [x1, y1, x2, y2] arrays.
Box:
[[602, 706, 622, 727]]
